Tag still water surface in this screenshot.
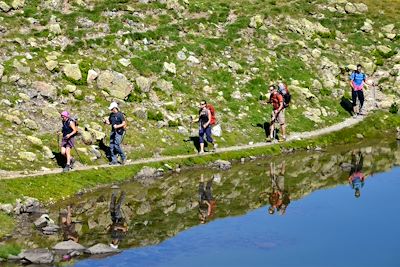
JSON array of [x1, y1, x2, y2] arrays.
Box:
[[76, 163, 400, 267]]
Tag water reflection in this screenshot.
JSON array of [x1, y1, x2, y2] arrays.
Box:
[[60, 205, 79, 243], [348, 151, 366, 198], [108, 191, 128, 249], [267, 161, 290, 215], [198, 174, 216, 224]]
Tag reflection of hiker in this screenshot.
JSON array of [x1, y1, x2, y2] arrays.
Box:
[[267, 85, 286, 142], [192, 100, 215, 154], [107, 191, 128, 249], [349, 151, 366, 198], [350, 64, 367, 118], [104, 102, 126, 165], [60, 206, 79, 243], [198, 175, 216, 224], [268, 161, 290, 215], [60, 111, 78, 172]]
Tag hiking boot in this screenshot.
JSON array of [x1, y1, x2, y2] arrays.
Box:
[[266, 137, 273, 142], [279, 136, 287, 143], [352, 113, 357, 119], [70, 158, 75, 169], [109, 161, 119, 165], [63, 164, 71, 172], [120, 158, 126, 165]]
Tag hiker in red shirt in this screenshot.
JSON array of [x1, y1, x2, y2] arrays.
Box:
[[267, 85, 286, 142]]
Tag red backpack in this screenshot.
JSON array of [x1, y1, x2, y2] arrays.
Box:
[[206, 104, 217, 125]]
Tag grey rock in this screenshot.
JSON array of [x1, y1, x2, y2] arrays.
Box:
[[45, 60, 58, 71], [187, 55, 200, 64], [12, 0, 25, 9], [34, 214, 51, 228], [344, 2, 356, 14], [0, 64, 4, 79], [156, 79, 173, 94], [86, 243, 120, 254], [53, 240, 86, 251], [212, 160, 232, 170], [32, 81, 57, 100], [177, 50, 186, 60], [18, 152, 37, 162], [19, 249, 54, 264], [0, 1, 11, 12], [97, 70, 132, 99], [87, 69, 98, 83], [0, 203, 13, 214], [118, 58, 131, 67], [63, 64, 82, 81], [135, 166, 163, 179], [136, 76, 152, 92], [26, 136, 42, 146], [249, 15, 263, 28], [49, 23, 62, 34], [381, 24, 395, 33], [377, 45, 392, 55], [163, 62, 176, 74]]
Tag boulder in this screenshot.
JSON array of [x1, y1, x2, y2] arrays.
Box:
[[381, 24, 395, 33], [135, 166, 163, 179], [49, 23, 62, 34], [11, 0, 25, 9], [42, 146, 55, 159], [97, 70, 132, 99], [249, 15, 264, 28], [354, 3, 368, 13], [118, 58, 131, 67], [0, 1, 11, 12], [212, 160, 232, 170], [0, 203, 13, 214], [19, 249, 54, 264], [5, 114, 22, 125], [86, 244, 120, 255], [136, 76, 152, 93], [344, 2, 356, 13], [156, 79, 173, 94], [18, 152, 37, 162], [187, 55, 200, 64], [26, 136, 43, 146], [32, 81, 57, 100], [34, 214, 53, 228], [81, 130, 93, 145], [45, 60, 58, 71], [53, 240, 86, 251], [87, 69, 98, 83], [0, 64, 4, 79], [163, 62, 176, 74], [377, 45, 392, 55], [227, 61, 242, 72], [63, 64, 82, 81]]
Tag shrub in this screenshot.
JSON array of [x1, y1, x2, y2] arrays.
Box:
[[389, 102, 398, 114], [147, 110, 164, 121]]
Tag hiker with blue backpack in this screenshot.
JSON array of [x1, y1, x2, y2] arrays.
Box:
[[350, 64, 367, 118], [60, 111, 78, 172]]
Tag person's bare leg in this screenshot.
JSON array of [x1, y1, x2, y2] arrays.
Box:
[[269, 122, 275, 139], [66, 147, 71, 165], [281, 124, 286, 140]]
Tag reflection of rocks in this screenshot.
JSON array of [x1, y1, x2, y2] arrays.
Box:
[[212, 160, 232, 170]]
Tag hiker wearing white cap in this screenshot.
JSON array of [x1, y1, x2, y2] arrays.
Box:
[[104, 102, 126, 165]]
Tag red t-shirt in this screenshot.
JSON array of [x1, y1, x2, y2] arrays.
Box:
[[270, 92, 283, 110]]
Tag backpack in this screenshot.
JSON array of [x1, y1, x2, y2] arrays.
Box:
[[206, 104, 217, 125], [277, 83, 291, 108]]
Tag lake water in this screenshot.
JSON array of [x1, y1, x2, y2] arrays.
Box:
[[73, 143, 400, 267]]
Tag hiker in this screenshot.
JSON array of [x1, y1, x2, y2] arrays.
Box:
[[192, 100, 215, 154], [268, 161, 290, 215], [107, 191, 128, 249], [267, 85, 286, 142], [350, 64, 367, 118], [60, 111, 78, 172], [348, 151, 366, 198], [198, 174, 216, 224], [104, 102, 126, 165], [60, 205, 79, 243]]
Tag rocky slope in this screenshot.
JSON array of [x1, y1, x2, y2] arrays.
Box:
[[0, 0, 399, 171]]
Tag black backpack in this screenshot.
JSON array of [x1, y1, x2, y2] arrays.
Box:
[[277, 83, 291, 108]]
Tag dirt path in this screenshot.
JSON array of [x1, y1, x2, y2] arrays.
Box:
[[0, 115, 366, 180]]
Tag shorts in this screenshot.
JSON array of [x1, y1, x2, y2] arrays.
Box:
[[271, 109, 285, 125], [61, 137, 75, 148]]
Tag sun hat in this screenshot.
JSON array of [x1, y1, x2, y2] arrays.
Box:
[[61, 111, 70, 118], [108, 102, 119, 110]]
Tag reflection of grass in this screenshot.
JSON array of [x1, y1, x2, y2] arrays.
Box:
[[0, 213, 15, 241]]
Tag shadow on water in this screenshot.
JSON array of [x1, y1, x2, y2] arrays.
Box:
[[5, 139, 400, 265]]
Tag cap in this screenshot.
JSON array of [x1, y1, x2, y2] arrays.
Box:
[[108, 102, 119, 110], [61, 111, 70, 118]]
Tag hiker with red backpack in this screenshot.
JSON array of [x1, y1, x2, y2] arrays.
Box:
[[267, 84, 288, 142], [192, 100, 217, 154], [60, 111, 78, 172], [104, 102, 127, 165]]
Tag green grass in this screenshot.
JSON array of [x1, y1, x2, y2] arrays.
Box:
[[0, 213, 15, 240]]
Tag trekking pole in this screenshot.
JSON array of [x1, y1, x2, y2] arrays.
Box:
[[73, 146, 84, 164]]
